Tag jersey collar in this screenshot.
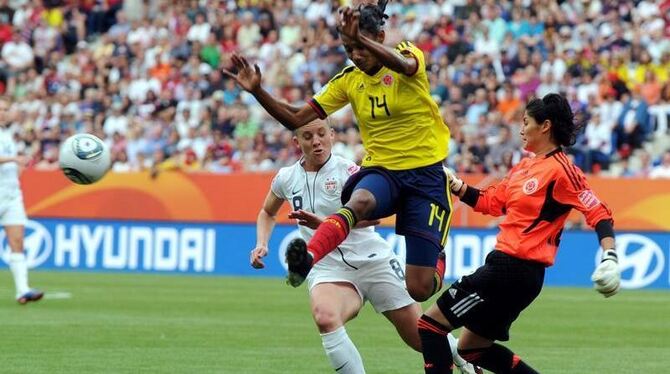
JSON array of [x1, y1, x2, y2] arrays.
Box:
[[545, 148, 563, 158], [299, 153, 334, 172], [362, 65, 390, 84]]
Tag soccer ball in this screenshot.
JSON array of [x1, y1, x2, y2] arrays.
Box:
[[58, 134, 111, 185]]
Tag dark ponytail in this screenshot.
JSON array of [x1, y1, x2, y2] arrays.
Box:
[[525, 93, 579, 147]]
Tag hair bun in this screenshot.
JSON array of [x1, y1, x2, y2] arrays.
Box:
[[359, 1, 389, 34]]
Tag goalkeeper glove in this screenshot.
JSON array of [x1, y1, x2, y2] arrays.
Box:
[[443, 167, 465, 194], [591, 249, 620, 298]]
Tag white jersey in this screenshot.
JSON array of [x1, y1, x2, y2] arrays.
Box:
[[272, 155, 392, 268], [0, 127, 21, 201]]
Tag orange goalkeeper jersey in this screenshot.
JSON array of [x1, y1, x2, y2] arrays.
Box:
[[470, 149, 613, 266]]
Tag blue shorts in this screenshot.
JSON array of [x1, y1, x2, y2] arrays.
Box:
[[341, 162, 453, 267]]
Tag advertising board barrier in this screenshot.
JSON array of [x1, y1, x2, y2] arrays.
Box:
[[1, 219, 667, 289], [20, 170, 670, 231]]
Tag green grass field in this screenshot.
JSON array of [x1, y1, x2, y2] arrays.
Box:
[[0, 271, 667, 373]]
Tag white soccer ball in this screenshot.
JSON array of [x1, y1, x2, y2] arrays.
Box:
[[58, 133, 111, 185]]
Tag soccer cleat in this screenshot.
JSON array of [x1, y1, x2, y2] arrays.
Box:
[[285, 238, 313, 287], [455, 362, 483, 374], [17, 289, 44, 305], [433, 250, 446, 294]]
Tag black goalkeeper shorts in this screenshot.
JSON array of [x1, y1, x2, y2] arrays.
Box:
[[436, 250, 546, 341]]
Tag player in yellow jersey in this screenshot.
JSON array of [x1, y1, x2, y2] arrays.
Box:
[[224, 0, 452, 302]]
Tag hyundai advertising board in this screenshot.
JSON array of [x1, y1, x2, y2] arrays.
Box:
[[0, 219, 668, 289]]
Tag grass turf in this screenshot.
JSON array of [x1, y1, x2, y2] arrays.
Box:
[[0, 271, 667, 373]]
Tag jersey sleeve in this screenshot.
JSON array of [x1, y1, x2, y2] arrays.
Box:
[[472, 174, 509, 217], [394, 41, 425, 77], [553, 166, 613, 227], [344, 160, 360, 176], [270, 169, 288, 200], [310, 67, 351, 119]]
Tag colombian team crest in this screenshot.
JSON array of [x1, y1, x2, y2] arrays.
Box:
[[382, 74, 394, 86], [523, 178, 539, 194]]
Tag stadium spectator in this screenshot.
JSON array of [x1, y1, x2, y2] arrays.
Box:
[[649, 80, 670, 136], [488, 124, 520, 169], [2, 32, 33, 73], [650, 150, 670, 179], [584, 112, 614, 172]]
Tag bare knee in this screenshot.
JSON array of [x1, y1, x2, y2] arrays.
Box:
[[347, 189, 376, 220], [312, 305, 346, 333], [405, 265, 440, 302], [408, 288, 432, 302], [407, 282, 433, 302]]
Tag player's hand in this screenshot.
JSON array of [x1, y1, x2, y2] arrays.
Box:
[[591, 249, 620, 298], [250, 245, 268, 269], [222, 54, 262, 93], [337, 6, 360, 41], [354, 219, 381, 228], [443, 167, 465, 194], [14, 155, 28, 166], [288, 209, 324, 230]]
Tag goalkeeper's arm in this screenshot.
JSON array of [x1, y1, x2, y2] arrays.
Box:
[[591, 220, 620, 298]]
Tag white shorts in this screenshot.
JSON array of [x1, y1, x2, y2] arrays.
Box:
[[306, 255, 415, 313], [0, 194, 27, 226]]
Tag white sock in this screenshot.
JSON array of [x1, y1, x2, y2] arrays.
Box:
[[8, 252, 30, 298], [448, 333, 467, 367], [321, 326, 366, 374]]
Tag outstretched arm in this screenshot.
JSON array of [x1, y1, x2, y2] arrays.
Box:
[[552, 170, 620, 297], [223, 54, 318, 130], [338, 7, 418, 76], [278, 100, 302, 114], [446, 167, 508, 217]]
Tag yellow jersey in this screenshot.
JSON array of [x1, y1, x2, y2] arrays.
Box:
[[309, 41, 450, 170]]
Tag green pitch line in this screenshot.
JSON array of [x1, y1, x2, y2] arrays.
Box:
[[0, 271, 667, 373]]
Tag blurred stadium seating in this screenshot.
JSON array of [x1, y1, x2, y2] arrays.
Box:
[[1, 0, 669, 178]]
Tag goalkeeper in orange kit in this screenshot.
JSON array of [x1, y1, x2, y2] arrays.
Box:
[[417, 93, 621, 374]]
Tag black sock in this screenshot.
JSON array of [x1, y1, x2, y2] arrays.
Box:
[[458, 344, 538, 374], [417, 315, 453, 374]]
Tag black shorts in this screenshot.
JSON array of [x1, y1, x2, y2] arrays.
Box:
[[436, 250, 545, 341]]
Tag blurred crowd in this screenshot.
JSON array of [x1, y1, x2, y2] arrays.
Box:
[[1, 0, 670, 178]]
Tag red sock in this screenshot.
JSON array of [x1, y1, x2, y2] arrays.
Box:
[[307, 213, 351, 264], [433, 254, 446, 295]]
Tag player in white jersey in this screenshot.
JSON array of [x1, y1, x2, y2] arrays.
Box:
[[0, 98, 43, 304], [250, 119, 480, 374]]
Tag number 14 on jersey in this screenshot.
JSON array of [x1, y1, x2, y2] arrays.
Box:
[[369, 95, 391, 119]]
